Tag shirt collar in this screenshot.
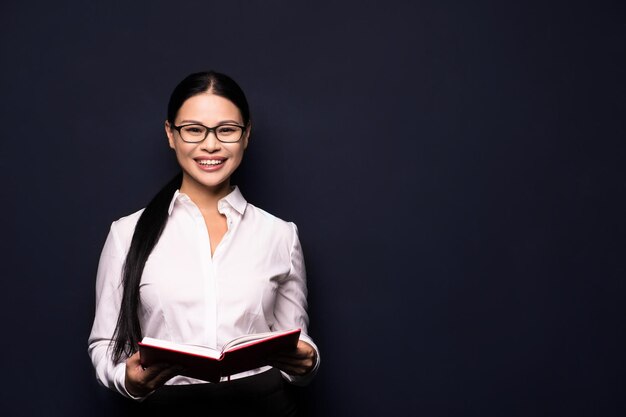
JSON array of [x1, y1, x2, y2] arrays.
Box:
[[218, 186, 247, 215], [167, 186, 247, 216]]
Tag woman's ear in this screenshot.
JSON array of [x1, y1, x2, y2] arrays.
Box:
[[165, 121, 175, 149], [242, 122, 252, 150]]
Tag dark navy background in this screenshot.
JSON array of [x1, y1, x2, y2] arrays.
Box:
[[1, 1, 625, 416]]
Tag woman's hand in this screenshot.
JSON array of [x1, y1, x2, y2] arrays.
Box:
[[268, 340, 317, 376], [124, 352, 183, 397]]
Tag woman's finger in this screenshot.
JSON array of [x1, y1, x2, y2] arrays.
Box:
[[268, 361, 308, 376], [268, 355, 309, 365], [141, 365, 183, 391]]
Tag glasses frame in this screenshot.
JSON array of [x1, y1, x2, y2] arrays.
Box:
[[172, 122, 247, 143]]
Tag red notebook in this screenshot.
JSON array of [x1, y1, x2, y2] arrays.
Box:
[[138, 328, 301, 383]]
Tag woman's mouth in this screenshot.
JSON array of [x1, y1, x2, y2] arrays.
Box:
[[196, 158, 226, 170]]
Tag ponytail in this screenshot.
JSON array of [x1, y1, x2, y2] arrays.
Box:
[[111, 172, 183, 362]]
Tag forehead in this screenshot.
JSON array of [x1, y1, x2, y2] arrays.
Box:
[[177, 93, 242, 123]]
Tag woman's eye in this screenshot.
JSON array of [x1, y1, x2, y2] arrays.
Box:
[[217, 126, 237, 135], [183, 126, 204, 135]]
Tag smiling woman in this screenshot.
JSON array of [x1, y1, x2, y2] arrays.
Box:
[[87, 71, 319, 416], [165, 93, 249, 194]]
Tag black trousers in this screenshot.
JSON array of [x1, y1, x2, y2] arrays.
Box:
[[138, 369, 298, 417]]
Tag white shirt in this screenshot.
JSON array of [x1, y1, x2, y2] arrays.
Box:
[[88, 186, 319, 399]]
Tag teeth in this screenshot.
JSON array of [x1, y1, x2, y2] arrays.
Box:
[[198, 159, 224, 166]]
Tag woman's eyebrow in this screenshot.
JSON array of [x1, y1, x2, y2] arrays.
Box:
[[178, 119, 204, 125], [178, 119, 242, 125]]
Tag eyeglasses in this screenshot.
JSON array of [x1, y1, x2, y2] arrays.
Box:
[[172, 123, 246, 143]]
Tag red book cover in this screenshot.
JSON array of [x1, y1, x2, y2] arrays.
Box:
[[138, 328, 301, 383]]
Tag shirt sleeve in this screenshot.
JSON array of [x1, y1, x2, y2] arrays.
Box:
[[273, 223, 320, 386], [87, 222, 144, 400]]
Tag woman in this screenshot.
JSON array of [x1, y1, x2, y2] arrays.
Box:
[[88, 71, 319, 415]]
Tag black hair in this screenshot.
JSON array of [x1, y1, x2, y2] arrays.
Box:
[[111, 71, 250, 362], [167, 71, 250, 126]]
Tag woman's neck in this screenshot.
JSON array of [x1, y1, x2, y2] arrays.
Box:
[[179, 175, 232, 214]]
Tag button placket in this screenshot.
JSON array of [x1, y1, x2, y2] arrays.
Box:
[[188, 201, 218, 348]]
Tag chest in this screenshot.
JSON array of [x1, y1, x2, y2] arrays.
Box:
[[202, 212, 228, 256], [138, 216, 291, 314]]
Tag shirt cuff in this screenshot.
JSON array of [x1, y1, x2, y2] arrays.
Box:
[[114, 362, 152, 401]]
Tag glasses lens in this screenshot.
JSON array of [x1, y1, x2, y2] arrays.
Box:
[[180, 124, 208, 142], [216, 125, 243, 142]]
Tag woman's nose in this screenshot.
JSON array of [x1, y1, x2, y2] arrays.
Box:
[[201, 130, 221, 151]]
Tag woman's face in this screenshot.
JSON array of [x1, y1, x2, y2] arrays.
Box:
[[165, 92, 249, 194]]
